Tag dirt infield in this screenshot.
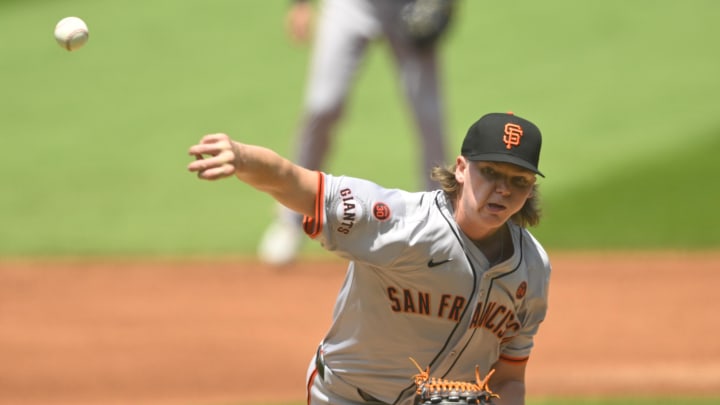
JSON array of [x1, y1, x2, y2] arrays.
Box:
[[1, 252, 719, 405]]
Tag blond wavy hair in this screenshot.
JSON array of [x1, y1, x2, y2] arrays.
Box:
[[430, 164, 542, 227]]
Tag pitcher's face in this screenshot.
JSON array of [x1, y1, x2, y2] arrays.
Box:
[[455, 157, 536, 230]]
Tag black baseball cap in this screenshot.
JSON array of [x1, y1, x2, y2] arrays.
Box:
[[461, 112, 544, 177]]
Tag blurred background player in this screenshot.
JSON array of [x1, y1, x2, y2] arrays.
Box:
[[258, 0, 457, 265]]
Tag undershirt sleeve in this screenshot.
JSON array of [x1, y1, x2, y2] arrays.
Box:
[[302, 171, 325, 239]]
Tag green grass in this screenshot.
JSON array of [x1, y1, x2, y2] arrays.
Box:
[[532, 126, 720, 249], [1, 0, 719, 256]]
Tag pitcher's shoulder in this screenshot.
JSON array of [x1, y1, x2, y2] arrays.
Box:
[[519, 227, 552, 275]]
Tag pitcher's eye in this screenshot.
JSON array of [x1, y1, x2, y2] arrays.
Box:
[[480, 167, 498, 178], [512, 176, 535, 188]]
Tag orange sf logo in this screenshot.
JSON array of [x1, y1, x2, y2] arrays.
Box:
[[503, 123, 523, 150]]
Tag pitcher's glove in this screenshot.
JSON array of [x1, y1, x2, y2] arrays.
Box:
[[410, 358, 499, 405], [400, 0, 455, 49]]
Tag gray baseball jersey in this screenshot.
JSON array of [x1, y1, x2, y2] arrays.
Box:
[[303, 173, 552, 405]]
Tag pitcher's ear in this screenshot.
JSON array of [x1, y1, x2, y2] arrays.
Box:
[[455, 156, 467, 183]]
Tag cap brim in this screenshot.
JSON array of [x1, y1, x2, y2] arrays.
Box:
[[465, 153, 545, 177]]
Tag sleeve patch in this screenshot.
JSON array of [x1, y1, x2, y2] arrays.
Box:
[[372, 202, 391, 221]]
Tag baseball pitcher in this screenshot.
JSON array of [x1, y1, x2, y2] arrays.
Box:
[[188, 112, 552, 405]]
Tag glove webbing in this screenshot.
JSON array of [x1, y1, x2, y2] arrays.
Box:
[[410, 357, 499, 402]]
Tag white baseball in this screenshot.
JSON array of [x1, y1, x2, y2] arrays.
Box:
[[54, 17, 89, 51]]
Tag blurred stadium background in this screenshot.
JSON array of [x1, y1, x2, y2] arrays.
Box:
[[1, 0, 718, 256]]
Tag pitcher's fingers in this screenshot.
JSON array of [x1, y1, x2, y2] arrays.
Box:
[[188, 155, 215, 172], [197, 164, 235, 180], [199, 133, 233, 149], [189, 143, 222, 157], [189, 149, 235, 171], [189, 150, 237, 172], [198, 133, 230, 143], [188, 158, 214, 172]]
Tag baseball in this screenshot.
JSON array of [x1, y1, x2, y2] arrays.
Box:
[[54, 17, 89, 51]]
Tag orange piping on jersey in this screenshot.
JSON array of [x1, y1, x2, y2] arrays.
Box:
[[306, 368, 318, 405], [499, 354, 529, 364], [303, 171, 325, 239]]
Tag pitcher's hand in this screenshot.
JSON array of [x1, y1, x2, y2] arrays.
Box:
[[187, 133, 240, 180]]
